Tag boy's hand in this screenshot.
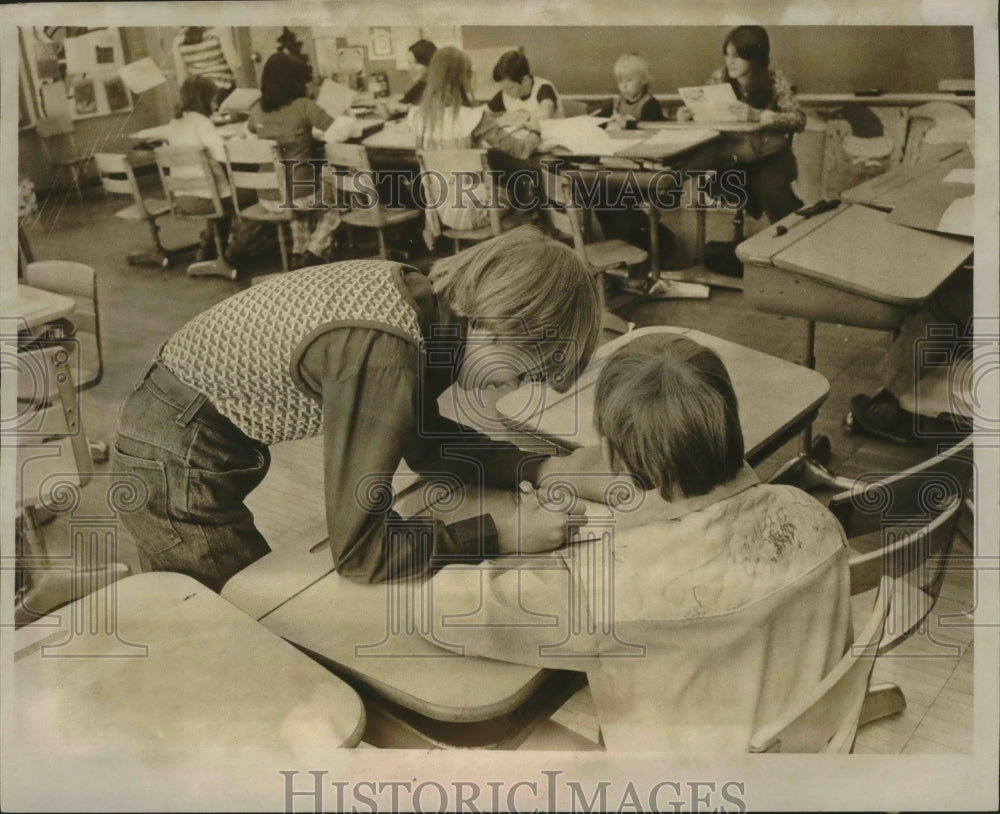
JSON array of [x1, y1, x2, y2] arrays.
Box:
[[675, 106, 693, 122], [490, 488, 584, 555]]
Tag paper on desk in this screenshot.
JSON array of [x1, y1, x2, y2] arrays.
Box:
[[943, 168, 975, 185], [936, 195, 974, 237], [316, 79, 356, 118], [119, 57, 166, 94], [539, 116, 642, 156]]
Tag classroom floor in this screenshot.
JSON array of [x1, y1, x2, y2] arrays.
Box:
[[16, 181, 976, 754]]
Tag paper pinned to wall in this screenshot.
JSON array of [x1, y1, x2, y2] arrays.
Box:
[[64, 33, 99, 75], [119, 57, 166, 94]]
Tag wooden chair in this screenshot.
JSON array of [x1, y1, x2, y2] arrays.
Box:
[[36, 115, 92, 203], [93, 152, 195, 268], [325, 141, 423, 260], [154, 145, 237, 280], [542, 168, 643, 334], [9, 345, 129, 626], [748, 575, 891, 752], [416, 148, 515, 253], [223, 137, 292, 271], [829, 438, 973, 725]]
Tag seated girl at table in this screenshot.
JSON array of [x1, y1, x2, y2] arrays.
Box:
[[160, 76, 233, 261], [424, 332, 852, 751], [597, 53, 665, 126], [409, 47, 540, 234], [679, 25, 806, 222], [246, 52, 344, 269], [488, 50, 564, 123]]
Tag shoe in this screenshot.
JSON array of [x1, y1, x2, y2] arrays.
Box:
[[849, 390, 921, 446], [294, 251, 324, 269]]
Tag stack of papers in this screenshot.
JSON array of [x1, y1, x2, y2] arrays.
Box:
[[539, 116, 643, 156], [219, 88, 261, 113]]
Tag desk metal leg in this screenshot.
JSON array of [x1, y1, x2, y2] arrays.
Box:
[[768, 320, 856, 492]]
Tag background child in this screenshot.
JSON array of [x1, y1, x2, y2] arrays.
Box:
[[246, 52, 343, 268], [409, 47, 540, 234], [679, 24, 806, 222], [487, 50, 564, 123], [159, 76, 233, 261], [424, 332, 852, 752], [598, 53, 665, 126]]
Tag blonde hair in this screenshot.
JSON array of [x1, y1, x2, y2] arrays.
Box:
[[613, 54, 652, 86], [595, 334, 744, 498], [418, 46, 474, 146], [430, 225, 601, 392]]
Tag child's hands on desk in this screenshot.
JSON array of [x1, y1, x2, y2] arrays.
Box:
[[488, 487, 586, 555]]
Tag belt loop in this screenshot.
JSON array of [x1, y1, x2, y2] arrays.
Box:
[[176, 391, 207, 427], [134, 357, 158, 391]]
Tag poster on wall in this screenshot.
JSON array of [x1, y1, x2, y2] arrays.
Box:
[[21, 26, 133, 121]]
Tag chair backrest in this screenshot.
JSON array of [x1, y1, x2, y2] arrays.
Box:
[[13, 344, 94, 507], [541, 169, 588, 259], [94, 152, 144, 203], [224, 137, 284, 216], [154, 144, 227, 220], [24, 260, 102, 389], [748, 575, 891, 753], [416, 148, 502, 237], [831, 439, 973, 598], [324, 141, 386, 222]]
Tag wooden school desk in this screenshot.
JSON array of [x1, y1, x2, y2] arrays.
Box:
[[840, 145, 971, 211], [2, 284, 75, 337], [736, 201, 973, 489], [7, 572, 365, 810], [494, 325, 830, 467], [222, 483, 588, 750]]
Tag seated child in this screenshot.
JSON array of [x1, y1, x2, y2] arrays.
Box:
[[487, 50, 563, 123], [594, 54, 668, 272], [159, 76, 233, 260], [424, 332, 852, 752], [597, 53, 665, 126]]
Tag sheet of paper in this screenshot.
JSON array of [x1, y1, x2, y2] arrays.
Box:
[[218, 88, 261, 112], [316, 79, 356, 117], [63, 33, 99, 75], [678, 83, 745, 123], [119, 57, 166, 94], [539, 116, 642, 156], [943, 168, 975, 184]]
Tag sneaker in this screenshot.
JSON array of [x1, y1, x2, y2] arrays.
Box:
[[849, 390, 921, 446]]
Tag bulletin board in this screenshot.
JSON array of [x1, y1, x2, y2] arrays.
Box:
[[20, 26, 133, 121]]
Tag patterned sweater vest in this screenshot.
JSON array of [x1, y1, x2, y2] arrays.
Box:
[[160, 260, 423, 444]]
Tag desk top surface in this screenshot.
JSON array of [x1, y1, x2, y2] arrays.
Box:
[[2, 284, 75, 331], [841, 147, 972, 210], [495, 325, 829, 457], [736, 203, 972, 305], [12, 572, 365, 752]]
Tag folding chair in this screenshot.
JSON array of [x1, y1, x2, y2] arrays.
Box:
[[10, 345, 129, 626], [325, 142, 423, 260], [542, 168, 643, 335], [829, 438, 973, 725], [224, 137, 292, 271], [36, 115, 92, 203], [748, 575, 891, 752], [94, 152, 196, 268], [154, 145, 237, 280], [416, 148, 516, 253]]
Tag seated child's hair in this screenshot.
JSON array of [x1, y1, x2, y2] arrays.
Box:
[[493, 50, 531, 83], [613, 54, 652, 88], [595, 334, 745, 499], [176, 76, 217, 119]]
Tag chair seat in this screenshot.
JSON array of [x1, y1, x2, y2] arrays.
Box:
[[342, 208, 423, 229], [239, 202, 293, 223], [114, 199, 171, 221], [585, 239, 649, 271]]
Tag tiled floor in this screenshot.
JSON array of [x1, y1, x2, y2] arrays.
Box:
[[15, 181, 977, 753]]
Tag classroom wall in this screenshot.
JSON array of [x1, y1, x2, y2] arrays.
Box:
[[461, 26, 974, 96]]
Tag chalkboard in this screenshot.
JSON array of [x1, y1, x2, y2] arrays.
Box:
[[461, 26, 974, 97]]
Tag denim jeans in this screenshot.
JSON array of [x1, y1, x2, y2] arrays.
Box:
[[113, 361, 271, 592]]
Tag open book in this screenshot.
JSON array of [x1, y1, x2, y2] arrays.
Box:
[[678, 84, 748, 123]]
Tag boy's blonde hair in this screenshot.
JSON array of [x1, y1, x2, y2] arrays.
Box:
[[595, 333, 744, 499], [430, 225, 601, 392], [613, 54, 652, 86]]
